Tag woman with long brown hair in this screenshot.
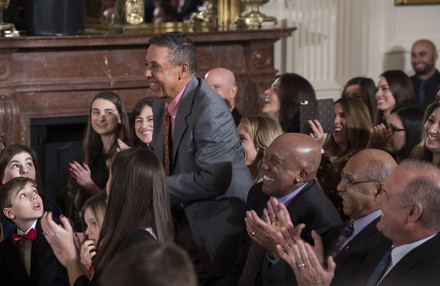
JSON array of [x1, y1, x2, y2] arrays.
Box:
[[41, 148, 174, 285]]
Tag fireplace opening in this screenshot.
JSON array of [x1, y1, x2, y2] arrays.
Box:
[[30, 116, 87, 218]]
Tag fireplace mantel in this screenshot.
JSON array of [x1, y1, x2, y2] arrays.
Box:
[[0, 27, 295, 145]]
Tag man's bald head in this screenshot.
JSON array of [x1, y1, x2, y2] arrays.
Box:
[[348, 149, 397, 183], [411, 39, 438, 79], [204, 67, 238, 108], [260, 133, 321, 197]]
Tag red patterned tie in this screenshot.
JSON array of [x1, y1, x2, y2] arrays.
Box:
[[12, 228, 37, 246], [163, 106, 172, 175]]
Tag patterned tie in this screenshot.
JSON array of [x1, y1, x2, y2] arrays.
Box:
[[163, 106, 172, 175], [237, 241, 266, 286], [366, 248, 392, 286], [12, 228, 37, 246], [327, 220, 354, 258]]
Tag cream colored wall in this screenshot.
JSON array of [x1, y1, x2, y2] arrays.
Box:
[[255, 0, 440, 99]]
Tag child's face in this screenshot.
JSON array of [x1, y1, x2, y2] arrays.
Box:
[[3, 182, 43, 231], [84, 208, 100, 243], [2, 152, 37, 184]]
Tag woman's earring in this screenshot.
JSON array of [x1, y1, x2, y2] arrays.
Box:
[[293, 178, 299, 184]]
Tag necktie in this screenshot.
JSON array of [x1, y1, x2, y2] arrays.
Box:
[[366, 248, 392, 286], [326, 220, 354, 258], [12, 228, 37, 246], [163, 106, 172, 175], [238, 241, 266, 286]]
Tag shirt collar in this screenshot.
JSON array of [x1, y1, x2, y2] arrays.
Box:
[[165, 86, 186, 117], [391, 232, 437, 268], [275, 182, 309, 205], [352, 209, 382, 236], [17, 219, 38, 235]]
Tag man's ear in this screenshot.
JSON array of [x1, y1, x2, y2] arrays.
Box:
[[299, 169, 308, 179], [408, 203, 423, 223], [230, 85, 238, 98], [179, 62, 189, 79], [3, 208, 15, 220]]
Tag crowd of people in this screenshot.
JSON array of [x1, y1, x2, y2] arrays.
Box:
[[0, 32, 440, 286]]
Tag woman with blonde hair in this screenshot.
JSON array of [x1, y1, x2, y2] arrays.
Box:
[[80, 192, 107, 276], [237, 115, 283, 181]]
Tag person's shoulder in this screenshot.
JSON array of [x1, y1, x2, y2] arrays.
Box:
[[116, 228, 155, 254]]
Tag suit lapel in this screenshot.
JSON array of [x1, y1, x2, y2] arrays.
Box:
[[152, 99, 166, 162], [30, 221, 48, 285], [338, 217, 380, 254], [172, 77, 199, 161], [151, 77, 200, 173], [379, 233, 440, 285], [2, 238, 30, 286], [285, 180, 315, 207]]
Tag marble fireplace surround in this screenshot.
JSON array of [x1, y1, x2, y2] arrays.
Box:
[[0, 27, 294, 145]]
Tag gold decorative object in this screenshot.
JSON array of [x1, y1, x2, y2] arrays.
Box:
[[0, 0, 19, 37], [217, 0, 240, 29], [187, 0, 217, 31], [114, 0, 144, 25], [238, 0, 277, 29]]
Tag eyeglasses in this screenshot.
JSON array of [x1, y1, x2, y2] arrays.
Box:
[[340, 171, 380, 185], [387, 126, 405, 135]]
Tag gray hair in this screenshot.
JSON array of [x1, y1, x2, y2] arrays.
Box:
[[399, 160, 440, 229], [147, 32, 197, 74]]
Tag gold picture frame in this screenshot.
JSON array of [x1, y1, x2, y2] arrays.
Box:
[[396, 0, 440, 5]]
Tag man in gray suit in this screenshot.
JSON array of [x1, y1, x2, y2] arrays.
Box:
[[145, 31, 254, 285]]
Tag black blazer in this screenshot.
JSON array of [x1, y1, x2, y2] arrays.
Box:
[[247, 180, 342, 286], [376, 232, 440, 286], [322, 217, 392, 286], [231, 107, 242, 127], [0, 219, 68, 286], [411, 70, 440, 110]]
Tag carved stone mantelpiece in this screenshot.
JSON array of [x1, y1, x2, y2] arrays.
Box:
[[0, 27, 295, 145]]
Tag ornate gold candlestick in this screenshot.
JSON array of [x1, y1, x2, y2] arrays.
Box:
[[0, 0, 19, 37], [238, 0, 277, 29]]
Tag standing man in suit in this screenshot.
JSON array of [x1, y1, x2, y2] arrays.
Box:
[[239, 133, 341, 286], [145, 32, 254, 285], [204, 67, 242, 126], [410, 39, 440, 109], [279, 159, 440, 286]]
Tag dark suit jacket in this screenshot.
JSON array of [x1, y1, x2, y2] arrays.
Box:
[[372, 232, 440, 286], [411, 70, 440, 110], [0, 219, 68, 286], [74, 228, 155, 286], [246, 180, 342, 286], [151, 77, 253, 277], [322, 217, 392, 286], [231, 107, 242, 127]]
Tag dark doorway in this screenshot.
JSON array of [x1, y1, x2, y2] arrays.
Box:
[[30, 116, 87, 216]]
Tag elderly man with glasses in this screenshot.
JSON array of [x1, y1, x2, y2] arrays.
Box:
[[273, 148, 397, 286]]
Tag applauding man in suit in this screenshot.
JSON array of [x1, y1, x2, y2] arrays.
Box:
[[277, 159, 440, 286]]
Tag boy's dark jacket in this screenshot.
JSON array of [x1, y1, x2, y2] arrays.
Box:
[[0, 218, 69, 286]]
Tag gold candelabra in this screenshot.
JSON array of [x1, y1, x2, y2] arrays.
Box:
[[237, 0, 277, 29], [187, 0, 218, 31]]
